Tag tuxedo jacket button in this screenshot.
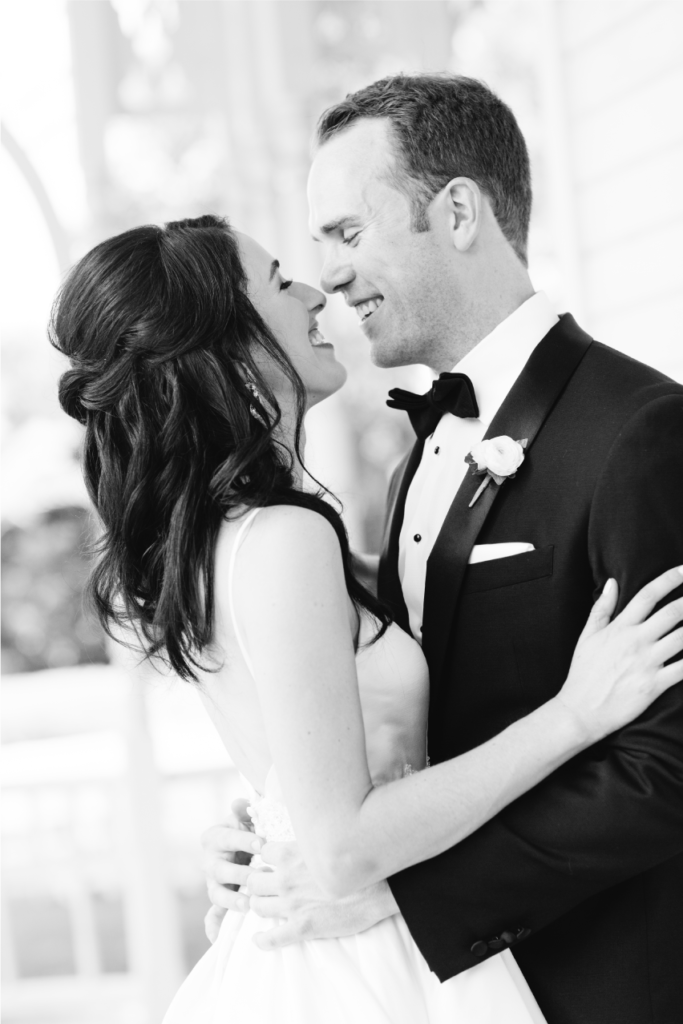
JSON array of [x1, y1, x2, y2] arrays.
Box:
[[501, 930, 517, 945], [471, 940, 489, 957], [516, 927, 531, 941], [488, 937, 506, 951]]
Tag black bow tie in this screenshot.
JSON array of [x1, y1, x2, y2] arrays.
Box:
[[386, 372, 479, 440]]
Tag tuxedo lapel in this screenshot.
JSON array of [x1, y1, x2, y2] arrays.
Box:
[[378, 440, 425, 631], [422, 314, 593, 694]]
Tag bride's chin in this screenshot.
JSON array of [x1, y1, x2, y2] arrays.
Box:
[[306, 365, 348, 407]]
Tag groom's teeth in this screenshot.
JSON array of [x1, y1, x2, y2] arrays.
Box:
[[355, 298, 383, 320], [309, 328, 327, 347]]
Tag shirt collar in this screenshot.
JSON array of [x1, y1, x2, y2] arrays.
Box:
[[452, 292, 559, 428]]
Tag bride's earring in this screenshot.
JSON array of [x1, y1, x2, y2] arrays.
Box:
[[246, 377, 267, 426]]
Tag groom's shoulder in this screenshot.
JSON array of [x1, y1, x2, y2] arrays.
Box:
[[573, 336, 682, 418], [586, 338, 679, 388]]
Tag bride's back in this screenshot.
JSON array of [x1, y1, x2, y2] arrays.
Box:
[[198, 507, 430, 797]]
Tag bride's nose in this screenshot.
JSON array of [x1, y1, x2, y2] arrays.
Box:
[[294, 281, 326, 315]]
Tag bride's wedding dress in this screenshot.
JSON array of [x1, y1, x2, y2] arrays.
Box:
[[163, 509, 547, 1023]]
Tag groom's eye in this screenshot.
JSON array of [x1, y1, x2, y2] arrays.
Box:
[[279, 278, 293, 291], [342, 232, 360, 246]]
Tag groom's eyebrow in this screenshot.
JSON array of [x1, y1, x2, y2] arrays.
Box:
[[313, 216, 361, 240], [269, 260, 280, 280]]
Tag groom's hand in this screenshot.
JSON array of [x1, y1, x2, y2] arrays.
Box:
[[247, 840, 399, 950], [201, 798, 260, 942]]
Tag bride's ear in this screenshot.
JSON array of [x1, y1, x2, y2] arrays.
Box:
[[445, 177, 482, 253]]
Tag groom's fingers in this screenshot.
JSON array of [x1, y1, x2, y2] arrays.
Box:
[[210, 859, 253, 888], [252, 920, 305, 950], [247, 869, 280, 897], [201, 823, 260, 858], [249, 895, 286, 919], [206, 879, 244, 911], [619, 566, 683, 626], [259, 840, 296, 867]]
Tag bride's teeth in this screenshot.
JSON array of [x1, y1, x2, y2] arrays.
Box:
[[355, 298, 383, 320], [309, 328, 327, 347]]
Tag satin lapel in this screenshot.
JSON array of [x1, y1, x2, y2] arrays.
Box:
[[422, 314, 594, 693], [377, 439, 425, 631]]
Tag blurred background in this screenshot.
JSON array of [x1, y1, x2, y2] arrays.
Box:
[[2, 1, 682, 1021]]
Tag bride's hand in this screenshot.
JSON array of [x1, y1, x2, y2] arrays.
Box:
[[556, 567, 683, 743]]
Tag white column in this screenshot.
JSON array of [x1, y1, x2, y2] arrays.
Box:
[[113, 650, 185, 1023], [535, 0, 585, 320]]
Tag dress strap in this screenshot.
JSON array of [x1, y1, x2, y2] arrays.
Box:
[[227, 507, 262, 677]]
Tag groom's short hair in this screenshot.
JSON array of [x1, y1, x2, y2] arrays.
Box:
[[315, 74, 532, 265]]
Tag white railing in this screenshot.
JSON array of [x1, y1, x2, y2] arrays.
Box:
[[2, 664, 243, 1024]]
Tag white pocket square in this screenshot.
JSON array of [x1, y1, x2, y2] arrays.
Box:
[[468, 542, 535, 564]]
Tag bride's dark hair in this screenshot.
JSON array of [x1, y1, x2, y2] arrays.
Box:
[[49, 214, 389, 681]]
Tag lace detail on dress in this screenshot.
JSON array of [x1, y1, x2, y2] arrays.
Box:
[[249, 764, 426, 843], [247, 794, 296, 843], [248, 764, 424, 845]]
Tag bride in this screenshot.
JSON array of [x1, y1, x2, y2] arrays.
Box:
[[51, 214, 683, 1024]]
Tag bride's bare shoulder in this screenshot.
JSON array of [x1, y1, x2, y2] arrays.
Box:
[[216, 504, 342, 580]]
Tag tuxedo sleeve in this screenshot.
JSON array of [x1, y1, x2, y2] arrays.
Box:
[[388, 392, 683, 981]]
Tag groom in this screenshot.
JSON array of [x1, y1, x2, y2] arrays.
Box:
[[202, 75, 683, 1023]]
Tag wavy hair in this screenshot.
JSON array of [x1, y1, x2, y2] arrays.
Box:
[[50, 215, 389, 681]]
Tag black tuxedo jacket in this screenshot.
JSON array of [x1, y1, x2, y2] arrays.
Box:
[[380, 315, 683, 1024]]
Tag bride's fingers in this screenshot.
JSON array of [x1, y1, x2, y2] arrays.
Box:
[[204, 905, 227, 944], [656, 657, 683, 690], [579, 578, 618, 640], [618, 566, 683, 627], [652, 626, 683, 666], [639, 596, 683, 642], [231, 797, 254, 827]]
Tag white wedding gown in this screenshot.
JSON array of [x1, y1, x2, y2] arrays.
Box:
[[163, 509, 547, 1024]]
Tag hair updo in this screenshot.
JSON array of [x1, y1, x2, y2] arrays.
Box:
[[50, 215, 388, 680]]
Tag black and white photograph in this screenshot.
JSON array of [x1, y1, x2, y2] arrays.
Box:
[[2, 2, 683, 1023]]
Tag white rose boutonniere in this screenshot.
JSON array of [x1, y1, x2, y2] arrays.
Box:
[[465, 436, 528, 508]]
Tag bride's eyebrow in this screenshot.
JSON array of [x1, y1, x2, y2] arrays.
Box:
[[269, 259, 280, 281]]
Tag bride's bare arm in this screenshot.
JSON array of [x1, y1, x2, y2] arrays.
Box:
[[231, 506, 683, 900]]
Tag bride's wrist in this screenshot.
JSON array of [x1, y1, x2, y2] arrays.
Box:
[[543, 695, 596, 753]]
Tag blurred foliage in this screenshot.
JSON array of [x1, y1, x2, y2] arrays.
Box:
[[1, 506, 107, 674]]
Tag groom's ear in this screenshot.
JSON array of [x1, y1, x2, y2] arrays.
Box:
[[445, 177, 482, 253]]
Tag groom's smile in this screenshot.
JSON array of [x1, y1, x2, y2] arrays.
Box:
[[352, 296, 384, 324]]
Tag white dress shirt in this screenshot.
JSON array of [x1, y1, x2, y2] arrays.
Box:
[[398, 292, 559, 641]]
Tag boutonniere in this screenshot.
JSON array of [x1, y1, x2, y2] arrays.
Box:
[[465, 436, 528, 508]]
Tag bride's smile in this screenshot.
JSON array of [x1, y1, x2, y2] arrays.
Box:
[[235, 230, 347, 409]]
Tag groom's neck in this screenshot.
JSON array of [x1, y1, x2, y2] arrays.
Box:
[[430, 259, 534, 373]]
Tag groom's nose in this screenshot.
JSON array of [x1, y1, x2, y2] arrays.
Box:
[[319, 247, 355, 295]]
